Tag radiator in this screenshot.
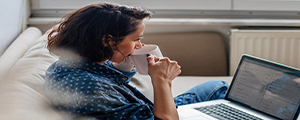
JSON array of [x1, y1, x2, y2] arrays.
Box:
[[230, 28, 300, 75]]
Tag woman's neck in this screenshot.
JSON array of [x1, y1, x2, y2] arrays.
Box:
[[96, 61, 105, 65]]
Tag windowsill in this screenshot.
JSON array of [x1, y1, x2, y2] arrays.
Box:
[[28, 17, 300, 26]]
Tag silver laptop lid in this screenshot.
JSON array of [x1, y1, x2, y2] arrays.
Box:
[[226, 54, 300, 120]]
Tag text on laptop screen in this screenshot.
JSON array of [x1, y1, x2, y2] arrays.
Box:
[[227, 57, 300, 120]]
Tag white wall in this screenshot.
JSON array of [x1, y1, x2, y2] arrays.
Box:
[[0, 0, 30, 56], [30, 0, 300, 18]]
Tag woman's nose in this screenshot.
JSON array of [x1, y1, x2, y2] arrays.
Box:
[[135, 40, 142, 49]]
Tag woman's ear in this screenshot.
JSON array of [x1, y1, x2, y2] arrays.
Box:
[[102, 35, 116, 49]]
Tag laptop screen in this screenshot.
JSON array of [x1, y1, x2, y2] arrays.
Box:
[[227, 55, 300, 120]]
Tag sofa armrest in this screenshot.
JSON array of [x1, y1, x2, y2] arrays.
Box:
[[0, 27, 70, 120], [0, 27, 42, 81]]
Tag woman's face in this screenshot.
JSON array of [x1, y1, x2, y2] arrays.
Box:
[[110, 23, 145, 63]]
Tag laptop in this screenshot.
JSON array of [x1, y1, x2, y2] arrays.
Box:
[[177, 54, 300, 120]]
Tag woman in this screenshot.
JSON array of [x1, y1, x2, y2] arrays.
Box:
[[45, 3, 228, 120]]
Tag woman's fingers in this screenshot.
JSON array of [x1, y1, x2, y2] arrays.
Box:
[[147, 54, 155, 65], [169, 60, 182, 78], [147, 54, 160, 63], [147, 55, 181, 80]]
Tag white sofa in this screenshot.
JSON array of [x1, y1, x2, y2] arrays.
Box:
[[0, 27, 232, 120]]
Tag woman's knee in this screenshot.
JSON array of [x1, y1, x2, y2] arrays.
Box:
[[205, 80, 229, 100], [185, 80, 228, 93], [184, 80, 229, 102], [205, 80, 229, 87]]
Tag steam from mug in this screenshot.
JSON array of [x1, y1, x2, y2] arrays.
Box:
[[129, 45, 163, 75]]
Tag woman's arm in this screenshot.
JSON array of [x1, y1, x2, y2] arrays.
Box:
[[147, 55, 181, 120]]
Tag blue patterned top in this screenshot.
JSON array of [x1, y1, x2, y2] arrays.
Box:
[[45, 58, 156, 120]]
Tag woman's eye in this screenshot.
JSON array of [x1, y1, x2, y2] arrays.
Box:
[[135, 37, 144, 41]]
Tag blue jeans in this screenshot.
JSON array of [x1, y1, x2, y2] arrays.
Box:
[[174, 80, 229, 106]]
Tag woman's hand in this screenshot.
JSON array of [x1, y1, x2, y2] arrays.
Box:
[[147, 55, 181, 85]]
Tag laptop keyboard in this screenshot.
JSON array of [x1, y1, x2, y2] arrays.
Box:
[[194, 103, 263, 120]]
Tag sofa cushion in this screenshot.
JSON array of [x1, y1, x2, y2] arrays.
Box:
[[0, 28, 71, 120], [141, 32, 227, 76], [0, 27, 42, 81]]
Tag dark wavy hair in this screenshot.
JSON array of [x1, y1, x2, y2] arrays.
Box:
[[47, 3, 152, 62]]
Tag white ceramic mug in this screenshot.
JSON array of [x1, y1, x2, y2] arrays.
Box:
[[129, 45, 163, 75]]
